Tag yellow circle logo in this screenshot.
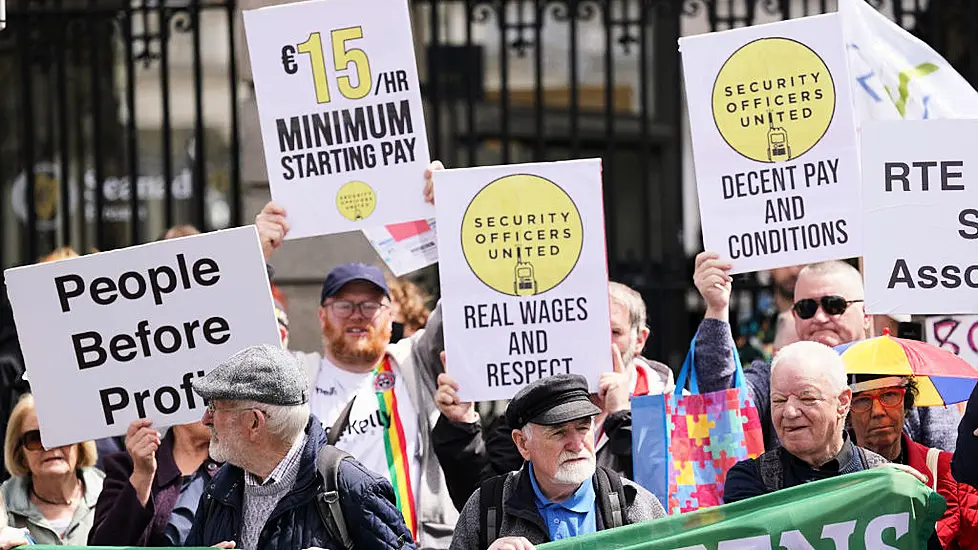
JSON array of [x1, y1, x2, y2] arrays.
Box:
[[712, 37, 835, 163], [335, 181, 376, 221], [460, 174, 583, 297]]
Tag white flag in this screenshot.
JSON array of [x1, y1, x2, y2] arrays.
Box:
[[840, 0, 978, 122]]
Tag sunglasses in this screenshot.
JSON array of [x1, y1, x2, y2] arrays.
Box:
[[20, 429, 43, 452], [851, 388, 906, 413], [792, 295, 864, 320]]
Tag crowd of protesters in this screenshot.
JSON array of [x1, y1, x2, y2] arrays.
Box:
[[0, 161, 974, 550]]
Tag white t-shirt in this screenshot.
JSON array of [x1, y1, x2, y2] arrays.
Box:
[[311, 355, 422, 502]]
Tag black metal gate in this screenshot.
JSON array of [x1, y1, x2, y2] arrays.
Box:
[[4, 0, 978, 367], [413, 0, 978, 366], [0, 0, 242, 266]]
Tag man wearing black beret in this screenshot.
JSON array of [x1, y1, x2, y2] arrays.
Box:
[[449, 374, 665, 550]]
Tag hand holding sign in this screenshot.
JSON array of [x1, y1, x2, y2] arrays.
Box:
[[255, 202, 290, 261], [126, 418, 160, 507], [694, 251, 733, 321], [434, 351, 478, 424], [423, 160, 444, 205], [598, 344, 631, 414]]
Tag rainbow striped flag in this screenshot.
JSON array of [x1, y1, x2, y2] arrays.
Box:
[[373, 356, 418, 540]]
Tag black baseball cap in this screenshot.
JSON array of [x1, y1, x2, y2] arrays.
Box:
[[320, 263, 391, 304], [505, 374, 601, 429]]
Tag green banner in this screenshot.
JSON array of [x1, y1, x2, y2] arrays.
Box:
[[539, 468, 945, 550]]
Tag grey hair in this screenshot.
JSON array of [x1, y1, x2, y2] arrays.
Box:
[[609, 282, 647, 334], [237, 400, 310, 444], [521, 418, 595, 442], [771, 340, 848, 393]]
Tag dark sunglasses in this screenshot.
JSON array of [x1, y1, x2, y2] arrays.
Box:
[[20, 429, 43, 452], [792, 295, 864, 320]]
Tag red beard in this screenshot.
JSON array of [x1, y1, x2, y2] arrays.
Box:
[[323, 316, 391, 368]]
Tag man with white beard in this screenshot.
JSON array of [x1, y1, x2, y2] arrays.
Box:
[[449, 375, 665, 550]]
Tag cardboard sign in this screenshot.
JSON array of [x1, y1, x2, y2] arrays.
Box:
[[362, 218, 438, 276], [244, 0, 433, 240], [861, 119, 978, 314], [4, 227, 281, 448], [680, 13, 862, 273], [434, 159, 612, 402]]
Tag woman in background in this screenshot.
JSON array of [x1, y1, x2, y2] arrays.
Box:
[[1, 394, 103, 545]]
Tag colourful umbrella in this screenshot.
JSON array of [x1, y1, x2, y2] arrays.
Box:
[[833, 329, 978, 407]]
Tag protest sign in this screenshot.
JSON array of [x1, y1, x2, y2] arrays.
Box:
[[680, 14, 862, 274], [861, 119, 978, 314], [434, 159, 612, 402], [538, 468, 944, 550], [362, 218, 438, 276], [4, 227, 281, 448], [927, 315, 978, 368], [243, 0, 432, 240]]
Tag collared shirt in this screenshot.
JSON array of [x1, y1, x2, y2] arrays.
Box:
[[723, 432, 868, 504], [527, 462, 596, 542], [780, 433, 860, 488], [245, 432, 306, 487]]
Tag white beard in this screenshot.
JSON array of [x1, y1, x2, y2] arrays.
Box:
[[208, 428, 244, 466], [552, 451, 596, 485]]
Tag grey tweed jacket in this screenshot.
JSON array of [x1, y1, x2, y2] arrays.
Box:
[[449, 466, 666, 550]]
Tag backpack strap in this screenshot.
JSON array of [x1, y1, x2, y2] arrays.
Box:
[[479, 474, 507, 550], [593, 466, 626, 529], [327, 395, 357, 447], [315, 444, 355, 550], [758, 448, 784, 492], [925, 447, 940, 490]]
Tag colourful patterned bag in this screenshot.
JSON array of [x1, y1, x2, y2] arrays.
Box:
[[632, 334, 764, 514]]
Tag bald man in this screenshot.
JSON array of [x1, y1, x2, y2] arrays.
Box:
[[723, 341, 923, 503], [692, 255, 961, 452]]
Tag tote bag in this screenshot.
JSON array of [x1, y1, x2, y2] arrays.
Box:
[[632, 334, 764, 514]]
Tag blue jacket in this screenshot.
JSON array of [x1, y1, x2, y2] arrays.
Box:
[[185, 416, 417, 550]]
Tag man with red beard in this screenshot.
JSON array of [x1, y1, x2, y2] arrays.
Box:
[[253, 162, 455, 550]]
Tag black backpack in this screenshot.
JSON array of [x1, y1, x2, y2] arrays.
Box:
[[478, 466, 627, 549]]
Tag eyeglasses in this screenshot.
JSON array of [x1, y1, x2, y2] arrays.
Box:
[[792, 295, 864, 320], [206, 403, 268, 418], [851, 388, 906, 413], [20, 429, 43, 452], [323, 300, 388, 319]]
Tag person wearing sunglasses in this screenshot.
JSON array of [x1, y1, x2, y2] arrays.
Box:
[[0, 394, 102, 545], [692, 252, 962, 454], [848, 375, 978, 549]]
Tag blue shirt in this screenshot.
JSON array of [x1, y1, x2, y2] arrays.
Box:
[[527, 462, 597, 541]]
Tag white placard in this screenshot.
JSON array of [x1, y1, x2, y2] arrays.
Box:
[[362, 218, 438, 276], [861, 119, 978, 314], [925, 315, 978, 369], [244, 0, 433, 240], [4, 227, 282, 448], [680, 13, 862, 274], [434, 159, 613, 402]]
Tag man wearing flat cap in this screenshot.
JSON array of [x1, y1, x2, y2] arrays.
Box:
[[450, 374, 665, 550], [254, 161, 456, 550], [184, 344, 417, 550]]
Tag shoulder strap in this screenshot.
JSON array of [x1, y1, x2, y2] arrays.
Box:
[[594, 466, 626, 529], [315, 444, 355, 550], [925, 447, 940, 490], [327, 395, 357, 447], [479, 474, 507, 550], [758, 449, 784, 492]]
